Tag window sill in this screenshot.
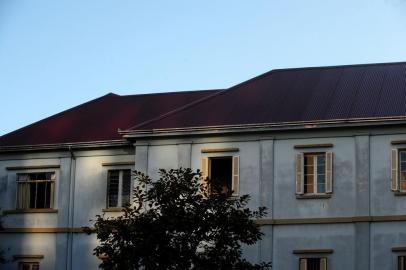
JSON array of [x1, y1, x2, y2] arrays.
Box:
[[394, 191, 406, 196], [296, 194, 331, 199], [3, 209, 58, 215], [102, 207, 125, 212]]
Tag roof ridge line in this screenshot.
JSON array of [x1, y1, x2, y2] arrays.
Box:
[[0, 92, 117, 138], [121, 89, 230, 131], [121, 69, 289, 132], [119, 89, 222, 98], [270, 61, 406, 74]]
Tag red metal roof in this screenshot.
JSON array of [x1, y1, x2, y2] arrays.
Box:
[[128, 62, 406, 131], [3, 61, 406, 148], [0, 90, 220, 147]]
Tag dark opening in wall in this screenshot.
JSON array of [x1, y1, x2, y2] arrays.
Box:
[[210, 157, 232, 196]]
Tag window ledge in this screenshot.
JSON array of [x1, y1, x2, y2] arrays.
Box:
[[296, 194, 331, 199], [394, 191, 406, 196], [102, 207, 124, 212], [3, 209, 58, 215]]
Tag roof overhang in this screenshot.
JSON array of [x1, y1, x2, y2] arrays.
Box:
[[120, 116, 406, 140], [0, 139, 131, 153]]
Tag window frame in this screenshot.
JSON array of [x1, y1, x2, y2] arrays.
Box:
[[106, 168, 133, 209], [14, 170, 57, 210], [201, 153, 240, 198], [19, 261, 40, 270], [299, 257, 327, 270], [296, 150, 333, 198], [398, 150, 406, 192], [208, 156, 233, 196], [303, 152, 326, 195]]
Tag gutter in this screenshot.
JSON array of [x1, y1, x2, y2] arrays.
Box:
[[66, 147, 76, 270], [119, 116, 406, 139], [0, 139, 130, 153]]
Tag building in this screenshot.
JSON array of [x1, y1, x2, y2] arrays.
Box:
[[2, 62, 406, 269]]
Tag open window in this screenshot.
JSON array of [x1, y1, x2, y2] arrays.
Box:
[[296, 152, 332, 196], [19, 262, 39, 270], [16, 172, 56, 209], [391, 149, 406, 193], [201, 156, 239, 197], [299, 258, 327, 270]]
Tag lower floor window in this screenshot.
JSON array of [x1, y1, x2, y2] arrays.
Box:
[[19, 262, 39, 270], [399, 256, 406, 270], [299, 257, 327, 270]]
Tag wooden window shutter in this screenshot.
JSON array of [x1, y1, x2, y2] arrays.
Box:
[[399, 256, 405, 270], [320, 258, 327, 270], [200, 157, 209, 194], [391, 149, 399, 191], [325, 152, 333, 193], [296, 153, 304, 194], [232, 156, 240, 196], [299, 258, 307, 270]]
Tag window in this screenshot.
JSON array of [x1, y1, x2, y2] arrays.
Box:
[[16, 172, 55, 209], [201, 156, 240, 197], [19, 262, 39, 270], [107, 169, 131, 208], [299, 258, 327, 270], [304, 154, 326, 194], [399, 256, 406, 270], [392, 149, 406, 192], [296, 152, 332, 196]]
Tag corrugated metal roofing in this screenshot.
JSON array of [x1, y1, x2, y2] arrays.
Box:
[[129, 62, 406, 131], [0, 90, 220, 147], [3, 61, 406, 148]]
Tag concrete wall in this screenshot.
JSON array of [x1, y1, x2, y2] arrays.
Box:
[[2, 127, 406, 269], [0, 147, 134, 270]]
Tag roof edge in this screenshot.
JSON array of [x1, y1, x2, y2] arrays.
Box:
[[120, 116, 406, 139], [0, 93, 118, 139], [121, 89, 230, 131], [0, 139, 130, 153]]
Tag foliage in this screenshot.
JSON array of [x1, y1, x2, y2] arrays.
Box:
[[92, 168, 271, 270]]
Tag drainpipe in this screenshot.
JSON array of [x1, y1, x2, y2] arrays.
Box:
[[66, 147, 76, 270]]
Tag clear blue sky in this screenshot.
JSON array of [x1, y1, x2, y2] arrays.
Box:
[[1, 0, 406, 136]]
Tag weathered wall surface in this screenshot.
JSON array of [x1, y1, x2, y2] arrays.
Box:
[[2, 127, 406, 269]]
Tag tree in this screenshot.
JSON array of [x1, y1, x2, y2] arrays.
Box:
[[91, 168, 271, 270]]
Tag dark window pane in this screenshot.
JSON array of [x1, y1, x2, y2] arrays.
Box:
[[210, 157, 233, 196], [107, 170, 120, 207], [45, 182, 51, 208], [36, 182, 47, 208], [304, 175, 314, 193], [29, 183, 37, 208], [401, 152, 406, 163], [307, 258, 321, 270], [122, 170, 131, 206]]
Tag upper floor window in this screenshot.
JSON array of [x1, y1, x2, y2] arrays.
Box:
[[296, 152, 332, 196], [299, 257, 327, 270], [391, 149, 406, 192], [16, 172, 55, 209], [201, 155, 240, 197], [107, 169, 132, 208]]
